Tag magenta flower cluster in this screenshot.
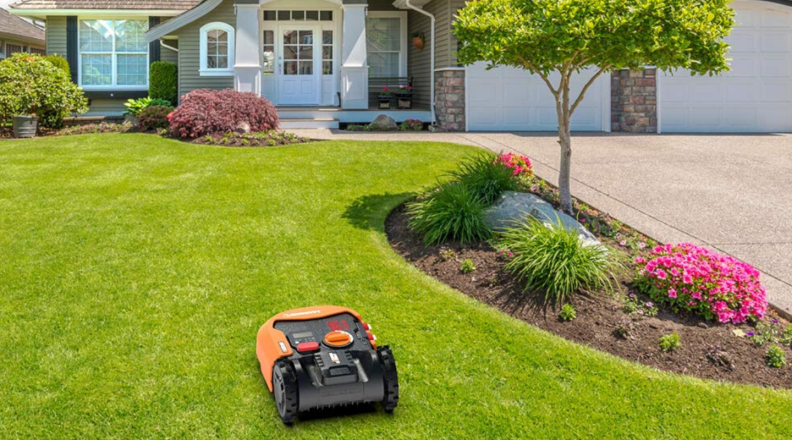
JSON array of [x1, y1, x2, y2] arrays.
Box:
[[634, 243, 766, 324], [495, 152, 533, 177]]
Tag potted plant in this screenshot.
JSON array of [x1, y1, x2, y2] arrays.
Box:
[[12, 114, 39, 138], [395, 84, 413, 109], [412, 32, 425, 50], [378, 87, 392, 109]]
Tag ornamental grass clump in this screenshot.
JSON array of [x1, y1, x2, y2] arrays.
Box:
[[450, 154, 520, 205], [407, 182, 491, 245], [499, 217, 624, 303], [634, 243, 766, 324]]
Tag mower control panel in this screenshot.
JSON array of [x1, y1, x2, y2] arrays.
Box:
[[274, 312, 375, 354]]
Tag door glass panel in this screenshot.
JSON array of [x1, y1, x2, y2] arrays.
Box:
[[284, 61, 298, 75], [283, 30, 297, 44], [322, 30, 332, 45], [299, 61, 313, 75], [283, 46, 297, 59], [282, 29, 315, 76], [299, 30, 313, 44], [299, 47, 313, 59], [262, 30, 275, 75]]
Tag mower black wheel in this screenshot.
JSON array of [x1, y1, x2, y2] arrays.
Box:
[[377, 345, 399, 413], [272, 359, 299, 425]]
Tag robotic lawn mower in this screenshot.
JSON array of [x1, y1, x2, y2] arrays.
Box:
[[256, 306, 399, 424]]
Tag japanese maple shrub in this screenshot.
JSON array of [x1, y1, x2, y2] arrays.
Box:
[[634, 243, 767, 324], [169, 89, 279, 139]]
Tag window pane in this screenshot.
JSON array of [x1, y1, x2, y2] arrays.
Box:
[[366, 17, 400, 52], [305, 11, 318, 21], [320, 11, 332, 21], [117, 54, 148, 85], [278, 10, 290, 20], [283, 30, 297, 45], [292, 10, 304, 20], [81, 54, 112, 85], [322, 61, 332, 75], [299, 47, 313, 59], [263, 10, 276, 21], [323, 30, 332, 45], [299, 30, 313, 45], [80, 20, 113, 52], [322, 46, 332, 60], [299, 61, 312, 75], [263, 46, 275, 74], [115, 20, 148, 53], [283, 46, 297, 60], [284, 61, 298, 75], [368, 52, 399, 78], [263, 30, 274, 45]]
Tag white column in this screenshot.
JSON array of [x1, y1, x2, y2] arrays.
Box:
[[340, 4, 369, 109], [234, 4, 262, 96]]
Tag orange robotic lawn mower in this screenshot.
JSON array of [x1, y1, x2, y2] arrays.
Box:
[[256, 306, 399, 424]]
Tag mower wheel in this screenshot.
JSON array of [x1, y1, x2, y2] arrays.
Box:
[[272, 359, 299, 425], [377, 345, 399, 413]]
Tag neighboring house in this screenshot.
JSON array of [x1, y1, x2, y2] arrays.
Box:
[[0, 7, 45, 59], [9, 0, 792, 132]]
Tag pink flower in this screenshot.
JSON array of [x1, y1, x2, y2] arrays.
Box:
[[620, 240, 627, 246], [668, 289, 677, 298]]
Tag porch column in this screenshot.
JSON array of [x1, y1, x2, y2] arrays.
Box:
[[234, 4, 262, 95], [340, 4, 369, 109]]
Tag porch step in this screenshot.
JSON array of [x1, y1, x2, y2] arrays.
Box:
[[280, 118, 339, 129]]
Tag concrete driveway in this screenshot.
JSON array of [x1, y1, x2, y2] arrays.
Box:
[[296, 129, 792, 316]]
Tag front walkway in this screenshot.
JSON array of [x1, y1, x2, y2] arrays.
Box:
[[294, 129, 792, 317]]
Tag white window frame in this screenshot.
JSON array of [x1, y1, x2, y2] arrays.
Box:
[[200, 22, 235, 77], [77, 18, 150, 91], [366, 11, 407, 78]]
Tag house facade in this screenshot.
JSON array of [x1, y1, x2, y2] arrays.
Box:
[[9, 0, 792, 132], [0, 8, 45, 59]]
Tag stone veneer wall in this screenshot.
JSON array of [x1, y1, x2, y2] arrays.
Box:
[[611, 69, 657, 133], [435, 69, 466, 131]]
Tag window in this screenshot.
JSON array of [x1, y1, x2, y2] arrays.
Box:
[[322, 30, 333, 75], [200, 22, 235, 76], [262, 10, 334, 21], [262, 30, 275, 75], [366, 12, 407, 78], [6, 43, 25, 57], [79, 19, 148, 88]]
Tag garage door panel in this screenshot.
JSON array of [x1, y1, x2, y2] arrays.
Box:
[[660, 1, 792, 133], [466, 62, 606, 131]]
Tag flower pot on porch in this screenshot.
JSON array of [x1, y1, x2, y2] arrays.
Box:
[[395, 93, 412, 109], [12, 115, 38, 138], [378, 94, 392, 109]]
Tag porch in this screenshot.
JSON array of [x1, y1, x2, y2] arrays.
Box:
[[277, 105, 432, 129]]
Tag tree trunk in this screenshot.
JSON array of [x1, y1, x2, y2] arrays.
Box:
[[557, 122, 573, 214]]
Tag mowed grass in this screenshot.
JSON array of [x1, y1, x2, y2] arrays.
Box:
[[0, 134, 790, 439]]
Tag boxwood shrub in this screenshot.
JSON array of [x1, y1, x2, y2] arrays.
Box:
[[149, 61, 178, 105]]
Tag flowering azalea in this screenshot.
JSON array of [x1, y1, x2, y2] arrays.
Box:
[[495, 153, 533, 177], [634, 243, 766, 324]]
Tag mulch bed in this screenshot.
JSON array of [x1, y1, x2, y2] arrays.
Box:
[[387, 204, 792, 389]]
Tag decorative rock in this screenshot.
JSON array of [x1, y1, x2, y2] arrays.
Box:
[[235, 121, 251, 134], [370, 114, 397, 130], [483, 191, 600, 246]]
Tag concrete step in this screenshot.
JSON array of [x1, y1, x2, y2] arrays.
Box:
[[280, 118, 339, 129]]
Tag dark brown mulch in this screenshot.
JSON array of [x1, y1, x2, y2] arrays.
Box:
[[386, 204, 792, 389]]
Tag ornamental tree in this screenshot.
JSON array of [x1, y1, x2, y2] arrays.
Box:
[[454, 0, 734, 213]]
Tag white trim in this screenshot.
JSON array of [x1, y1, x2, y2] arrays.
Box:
[[77, 18, 150, 90], [435, 67, 464, 72], [146, 0, 223, 42], [366, 11, 408, 78], [601, 70, 611, 132], [199, 22, 235, 77]]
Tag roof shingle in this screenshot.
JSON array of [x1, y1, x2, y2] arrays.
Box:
[[9, 0, 202, 11], [0, 8, 45, 43]]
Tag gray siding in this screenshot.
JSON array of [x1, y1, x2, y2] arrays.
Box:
[[173, 0, 235, 100], [45, 16, 67, 57], [161, 40, 179, 64]]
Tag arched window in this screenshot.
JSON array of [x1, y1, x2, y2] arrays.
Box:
[[200, 22, 235, 76]]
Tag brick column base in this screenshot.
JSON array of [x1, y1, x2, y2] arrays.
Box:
[[611, 69, 657, 133], [435, 69, 466, 131]]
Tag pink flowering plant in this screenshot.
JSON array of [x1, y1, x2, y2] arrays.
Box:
[[496, 152, 533, 178], [634, 243, 767, 324]]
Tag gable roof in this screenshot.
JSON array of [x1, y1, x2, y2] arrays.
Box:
[[0, 8, 45, 44], [8, 0, 202, 11]]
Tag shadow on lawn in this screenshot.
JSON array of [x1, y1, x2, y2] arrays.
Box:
[[342, 192, 414, 231]]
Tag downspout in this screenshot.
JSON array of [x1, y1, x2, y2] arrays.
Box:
[[160, 39, 179, 53], [403, 0, 435, 125]]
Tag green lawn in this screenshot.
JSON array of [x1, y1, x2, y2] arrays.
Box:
[[1, 134, 790, 439]]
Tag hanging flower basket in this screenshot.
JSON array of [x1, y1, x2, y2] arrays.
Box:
[[412, 32, 425, 51]]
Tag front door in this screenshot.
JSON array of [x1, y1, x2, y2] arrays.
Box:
[[278, 26, 320, 105]]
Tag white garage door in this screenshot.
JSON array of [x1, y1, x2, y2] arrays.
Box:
[[659, 1, 792, 133], [466, 62, 610, 132]]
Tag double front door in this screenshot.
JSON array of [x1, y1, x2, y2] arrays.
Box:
[[277, 25, 320, 105]]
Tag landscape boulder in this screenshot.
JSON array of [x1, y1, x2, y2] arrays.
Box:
[[484, 191, 600, 246], [370, 114, 397, 130]]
